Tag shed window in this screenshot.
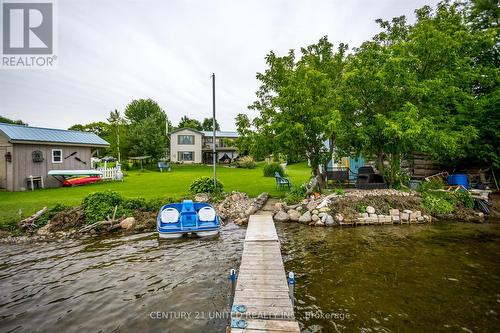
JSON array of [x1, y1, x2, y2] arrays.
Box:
[[178, 135, 194, 145], [52, 149, 63, 163], [178, 151, 194, 161]]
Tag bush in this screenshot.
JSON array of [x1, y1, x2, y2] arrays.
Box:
[[418, 179, 445, 192], [422, 192, 454, 214], [263, 162, 285, 177], [284, 185, 307, 205], [189, 176, 223, 194], [82, 191, 128, 224], [453, 191, 475, 209], [237, 156, 256, 169]]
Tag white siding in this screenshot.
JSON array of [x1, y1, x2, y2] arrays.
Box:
[[170, 129, 202, 163]]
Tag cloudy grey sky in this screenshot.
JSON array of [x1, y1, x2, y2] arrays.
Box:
[[0, 0, 439, 131]]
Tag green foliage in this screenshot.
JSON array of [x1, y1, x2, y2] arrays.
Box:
[[284, 185, 307, 205], [236, 156, 256, 169], [422, 192, 455, 214], [201, 117, 220, 131], [418, 179, 445, 192], [125, 98, 168, 159], [0, 115, 26, 125], [333, 188, 346, 195], [189, 176, 223, 194], [82, 191, 126, 224], [453, 191, 475, 209], [263, 163, 284, 177], [177, 116, 202, 130]]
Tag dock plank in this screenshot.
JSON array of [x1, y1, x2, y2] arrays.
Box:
[[231, 214, 299, 333]]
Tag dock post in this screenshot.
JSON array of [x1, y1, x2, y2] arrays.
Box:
[[288, 272, 295, 307], [229, 268, 236, 308]]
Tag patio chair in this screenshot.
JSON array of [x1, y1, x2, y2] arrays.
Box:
[[158, 161, 171, 172], [275, 171, 291, 190]]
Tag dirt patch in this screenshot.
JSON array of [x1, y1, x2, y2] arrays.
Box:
[[133, 211, 157, 231], [47, 206, 86, 232]]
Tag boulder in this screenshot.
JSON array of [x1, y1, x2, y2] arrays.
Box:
[[274, 202, 286, 213], [335, 213, 344, 222], [274, 211, 290, 222], [298, 211, 312, 223], [312, 209, 319, 215], [194, 193, 211, 202], [120, 217, 136, 230], [366, 206, 376, 214], [318, 212, 327, 218], [288, 209, 300, 222], [311, 214, 319, 222], [306, 201, 317, 211], [314, 220, 325, 227], [322, 214, 334, 226], [318, 207, 331, 213]]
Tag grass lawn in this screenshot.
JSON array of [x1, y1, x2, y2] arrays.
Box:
[[0, 162, 311, 228]]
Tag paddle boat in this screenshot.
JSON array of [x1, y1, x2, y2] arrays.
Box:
[[157, 200, 221, 239]]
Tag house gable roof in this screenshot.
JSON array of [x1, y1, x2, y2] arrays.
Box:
[[168, 127, 203, 135], [0, 123, 109, 147]]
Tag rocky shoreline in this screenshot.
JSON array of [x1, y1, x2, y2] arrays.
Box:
[[0, 189, 492, 243], [272, 189, 486, 227]]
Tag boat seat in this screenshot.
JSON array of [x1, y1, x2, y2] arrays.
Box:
[[198, 207, 216, 222], [161, 207, 179, 223]]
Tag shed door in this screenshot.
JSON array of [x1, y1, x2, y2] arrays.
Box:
[[0, 148, 6, 189]]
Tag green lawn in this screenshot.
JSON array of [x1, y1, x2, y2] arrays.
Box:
[[0, 162, 311, 228]]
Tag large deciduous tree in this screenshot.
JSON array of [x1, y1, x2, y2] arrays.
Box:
[[248, 37, 347, 180], [177, 116, 202, 130], [201, 117, 220, 131], [124, 99, 168, 159]]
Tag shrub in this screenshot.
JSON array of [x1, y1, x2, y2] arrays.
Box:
[[284, 185, 307, 205], [422, 192, 454, 214], [453, 191, 475, 209], [82, 191, 127, 224], [189, 176, 223, 194], [237, 156, 256, 169], [263, 162, 284, 177], [418, 179, 445, 192]]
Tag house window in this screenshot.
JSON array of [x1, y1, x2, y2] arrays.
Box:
[[205, 137, 213, 143], [178, 135, 194, 145], [178, 151, 194, 161], [52, 149, 63, 163]]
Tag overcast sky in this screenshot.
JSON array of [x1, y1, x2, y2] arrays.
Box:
[[0, 0, 440, 131]]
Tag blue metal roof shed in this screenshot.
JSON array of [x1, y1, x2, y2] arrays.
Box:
[[0, 123, 109, 146]]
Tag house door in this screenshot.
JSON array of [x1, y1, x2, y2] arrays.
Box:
[[0, 148, 6, 189], [349, 155, 365, 181]]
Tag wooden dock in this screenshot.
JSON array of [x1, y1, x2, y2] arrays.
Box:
[[230, 214, 300, 333]]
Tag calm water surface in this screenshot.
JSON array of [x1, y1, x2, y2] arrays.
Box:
[[1, 222, 499, 332], [278, 222, 500, 333]]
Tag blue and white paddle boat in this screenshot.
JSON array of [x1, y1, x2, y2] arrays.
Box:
[[157, 200, 221, 239]]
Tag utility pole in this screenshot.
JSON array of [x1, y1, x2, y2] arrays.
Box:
[[212, 73, 217, 188], [164, 111, 169, 160]]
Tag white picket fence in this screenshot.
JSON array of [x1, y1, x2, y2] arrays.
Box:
[[96, 163, 122, 180]]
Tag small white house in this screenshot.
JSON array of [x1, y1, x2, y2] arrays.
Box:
[[169, 128, 239, 164]]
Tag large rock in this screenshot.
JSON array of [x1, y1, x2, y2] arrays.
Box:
[[194, 193, 211, 202], [311, 214, 319, 222], [322, 214, 334, 226], [120, 217, 136, 230], [314, 220, 325, 227], [298, 211, 312, 223], [274, 202, 286, 213], [288, 209, 300, 222], [274, 211, 290, 222], [306, 201, 317, 212], [366, 206, 376, 214]]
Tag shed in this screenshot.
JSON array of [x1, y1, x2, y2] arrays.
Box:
[[0, 123, 109, 191]]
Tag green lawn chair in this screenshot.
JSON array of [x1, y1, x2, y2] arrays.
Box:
[[275, 171, 291, 190]]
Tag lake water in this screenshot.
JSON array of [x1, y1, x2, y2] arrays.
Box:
[[0, 222, 499, 332]]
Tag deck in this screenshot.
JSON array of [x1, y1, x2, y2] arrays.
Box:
[[230, 214, 300, 332]]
